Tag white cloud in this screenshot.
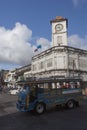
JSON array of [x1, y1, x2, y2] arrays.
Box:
[[37, 38, 51, 51], [0, 23, 51, 69], [72, 0, 86, 7], [32, 37, 51, 56], [68, 34, 87, 50], [72, 0, 79, 7]]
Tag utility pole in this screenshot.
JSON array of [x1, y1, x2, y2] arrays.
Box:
[[73, 60, 75, 77]]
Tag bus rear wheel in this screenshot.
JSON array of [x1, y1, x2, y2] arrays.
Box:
[[66, 100, 75, 109], [35, 103, 46, 114]]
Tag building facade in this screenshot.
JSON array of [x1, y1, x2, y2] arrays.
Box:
[[31, 16, 87, 81]]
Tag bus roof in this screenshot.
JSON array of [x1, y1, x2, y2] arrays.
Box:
[[17, 76, 82, 85]]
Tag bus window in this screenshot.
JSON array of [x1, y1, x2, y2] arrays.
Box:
[[70, 82, 75, 89], [44, 83, 49, 89], [77, 82, 80, 88], [52, 83, 56, 89], [48, 83, 52, 89], [62, 82, 66, 88], [66, 83, 70, 88], [56, 82, 61, 88], [62, 82, 70, 89], [38, 84, 44, 88]]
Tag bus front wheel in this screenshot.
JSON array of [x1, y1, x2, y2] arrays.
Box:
[[35, 103, 46, 114], [66, 100, 75, 109]]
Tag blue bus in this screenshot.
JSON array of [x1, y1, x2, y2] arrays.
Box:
[[16, 77, 83, 114]]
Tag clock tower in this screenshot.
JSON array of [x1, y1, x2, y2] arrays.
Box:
[[50, 16, 68, 47]]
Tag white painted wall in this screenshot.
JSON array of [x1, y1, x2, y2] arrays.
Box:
[[31, 46, 87, 81]]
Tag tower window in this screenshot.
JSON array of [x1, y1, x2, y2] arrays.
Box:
[[57, 36, 62, 46]]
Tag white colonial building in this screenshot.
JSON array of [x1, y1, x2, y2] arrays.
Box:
[[31, 16, 87, 81]]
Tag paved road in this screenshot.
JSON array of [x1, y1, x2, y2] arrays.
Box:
[[0, 93, 87, 130]]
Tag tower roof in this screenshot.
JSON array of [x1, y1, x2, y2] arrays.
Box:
[[50, 16, 68, 23]]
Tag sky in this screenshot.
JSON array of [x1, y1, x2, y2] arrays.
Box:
[[0, 0, 87, 70]]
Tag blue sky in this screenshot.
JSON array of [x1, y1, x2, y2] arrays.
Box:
[[0, 0, 87, 70]]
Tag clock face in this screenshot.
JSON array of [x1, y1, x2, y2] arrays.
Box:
[[55, 24, 63, 32]]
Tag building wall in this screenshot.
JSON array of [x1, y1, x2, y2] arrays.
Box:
[[31, 46, 87, 81], [32, 46, 68, 77]]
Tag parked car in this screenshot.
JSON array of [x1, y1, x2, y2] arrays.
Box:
[[9, 87, 22, 95]]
